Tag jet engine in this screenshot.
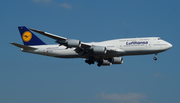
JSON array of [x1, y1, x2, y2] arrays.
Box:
[[92, 46, 107, 54], [97, 59, 111, 66], [67, 39, 81, 47], [97, 57, 123, 67], [110, 57, 123, 64], [56, 39, 81, 48]]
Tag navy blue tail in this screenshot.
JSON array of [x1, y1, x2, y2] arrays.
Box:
[[18, 26, 46, 46]]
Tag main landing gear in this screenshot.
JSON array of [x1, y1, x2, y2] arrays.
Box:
[[153, 54, 158, 61], [85, 57, 95, 65]]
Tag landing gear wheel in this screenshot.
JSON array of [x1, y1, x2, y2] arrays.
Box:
[[85, 59, 88, 63], [85, 57, 95, 65], [153, 57, 157, 61], [153, 53, 158, 61], [97, 64, 101, 67]]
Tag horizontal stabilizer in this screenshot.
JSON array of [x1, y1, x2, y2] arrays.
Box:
[[10, 42, 37, 50]]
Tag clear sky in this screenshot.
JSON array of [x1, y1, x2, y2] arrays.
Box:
[[0, 0, 179, 103]]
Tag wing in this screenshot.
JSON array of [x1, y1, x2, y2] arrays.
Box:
[[29, 28, 91, 49]]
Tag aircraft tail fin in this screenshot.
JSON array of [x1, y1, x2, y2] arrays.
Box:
[[18, 26, 46, 46]]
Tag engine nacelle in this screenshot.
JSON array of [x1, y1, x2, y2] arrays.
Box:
[[111, 57, 123, 64], [56, 39, 81, 48], [92, 46, 107, 54], [67, 39, 81, 48], [98, 59, 112, 66]]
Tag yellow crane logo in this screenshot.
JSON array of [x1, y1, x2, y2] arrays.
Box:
[[22, 31, 32, 42]]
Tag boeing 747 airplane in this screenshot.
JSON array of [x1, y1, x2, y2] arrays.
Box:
[[10, 26, 172, 67]]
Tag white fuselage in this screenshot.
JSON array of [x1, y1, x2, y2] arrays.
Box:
[[22, 37, 172, 58]]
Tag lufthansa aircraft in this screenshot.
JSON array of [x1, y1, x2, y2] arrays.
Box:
[[10, 26, 172, 67]]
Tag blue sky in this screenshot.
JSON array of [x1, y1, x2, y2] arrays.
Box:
[[0, 0, 179, 103]]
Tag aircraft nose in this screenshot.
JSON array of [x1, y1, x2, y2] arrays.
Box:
[[167, 42, 173, 49]]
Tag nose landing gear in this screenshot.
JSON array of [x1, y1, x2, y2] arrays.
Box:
[[153, 54, 157, 60]]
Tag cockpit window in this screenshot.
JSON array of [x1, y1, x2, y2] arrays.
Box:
[[158, 38, 162, 40]]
